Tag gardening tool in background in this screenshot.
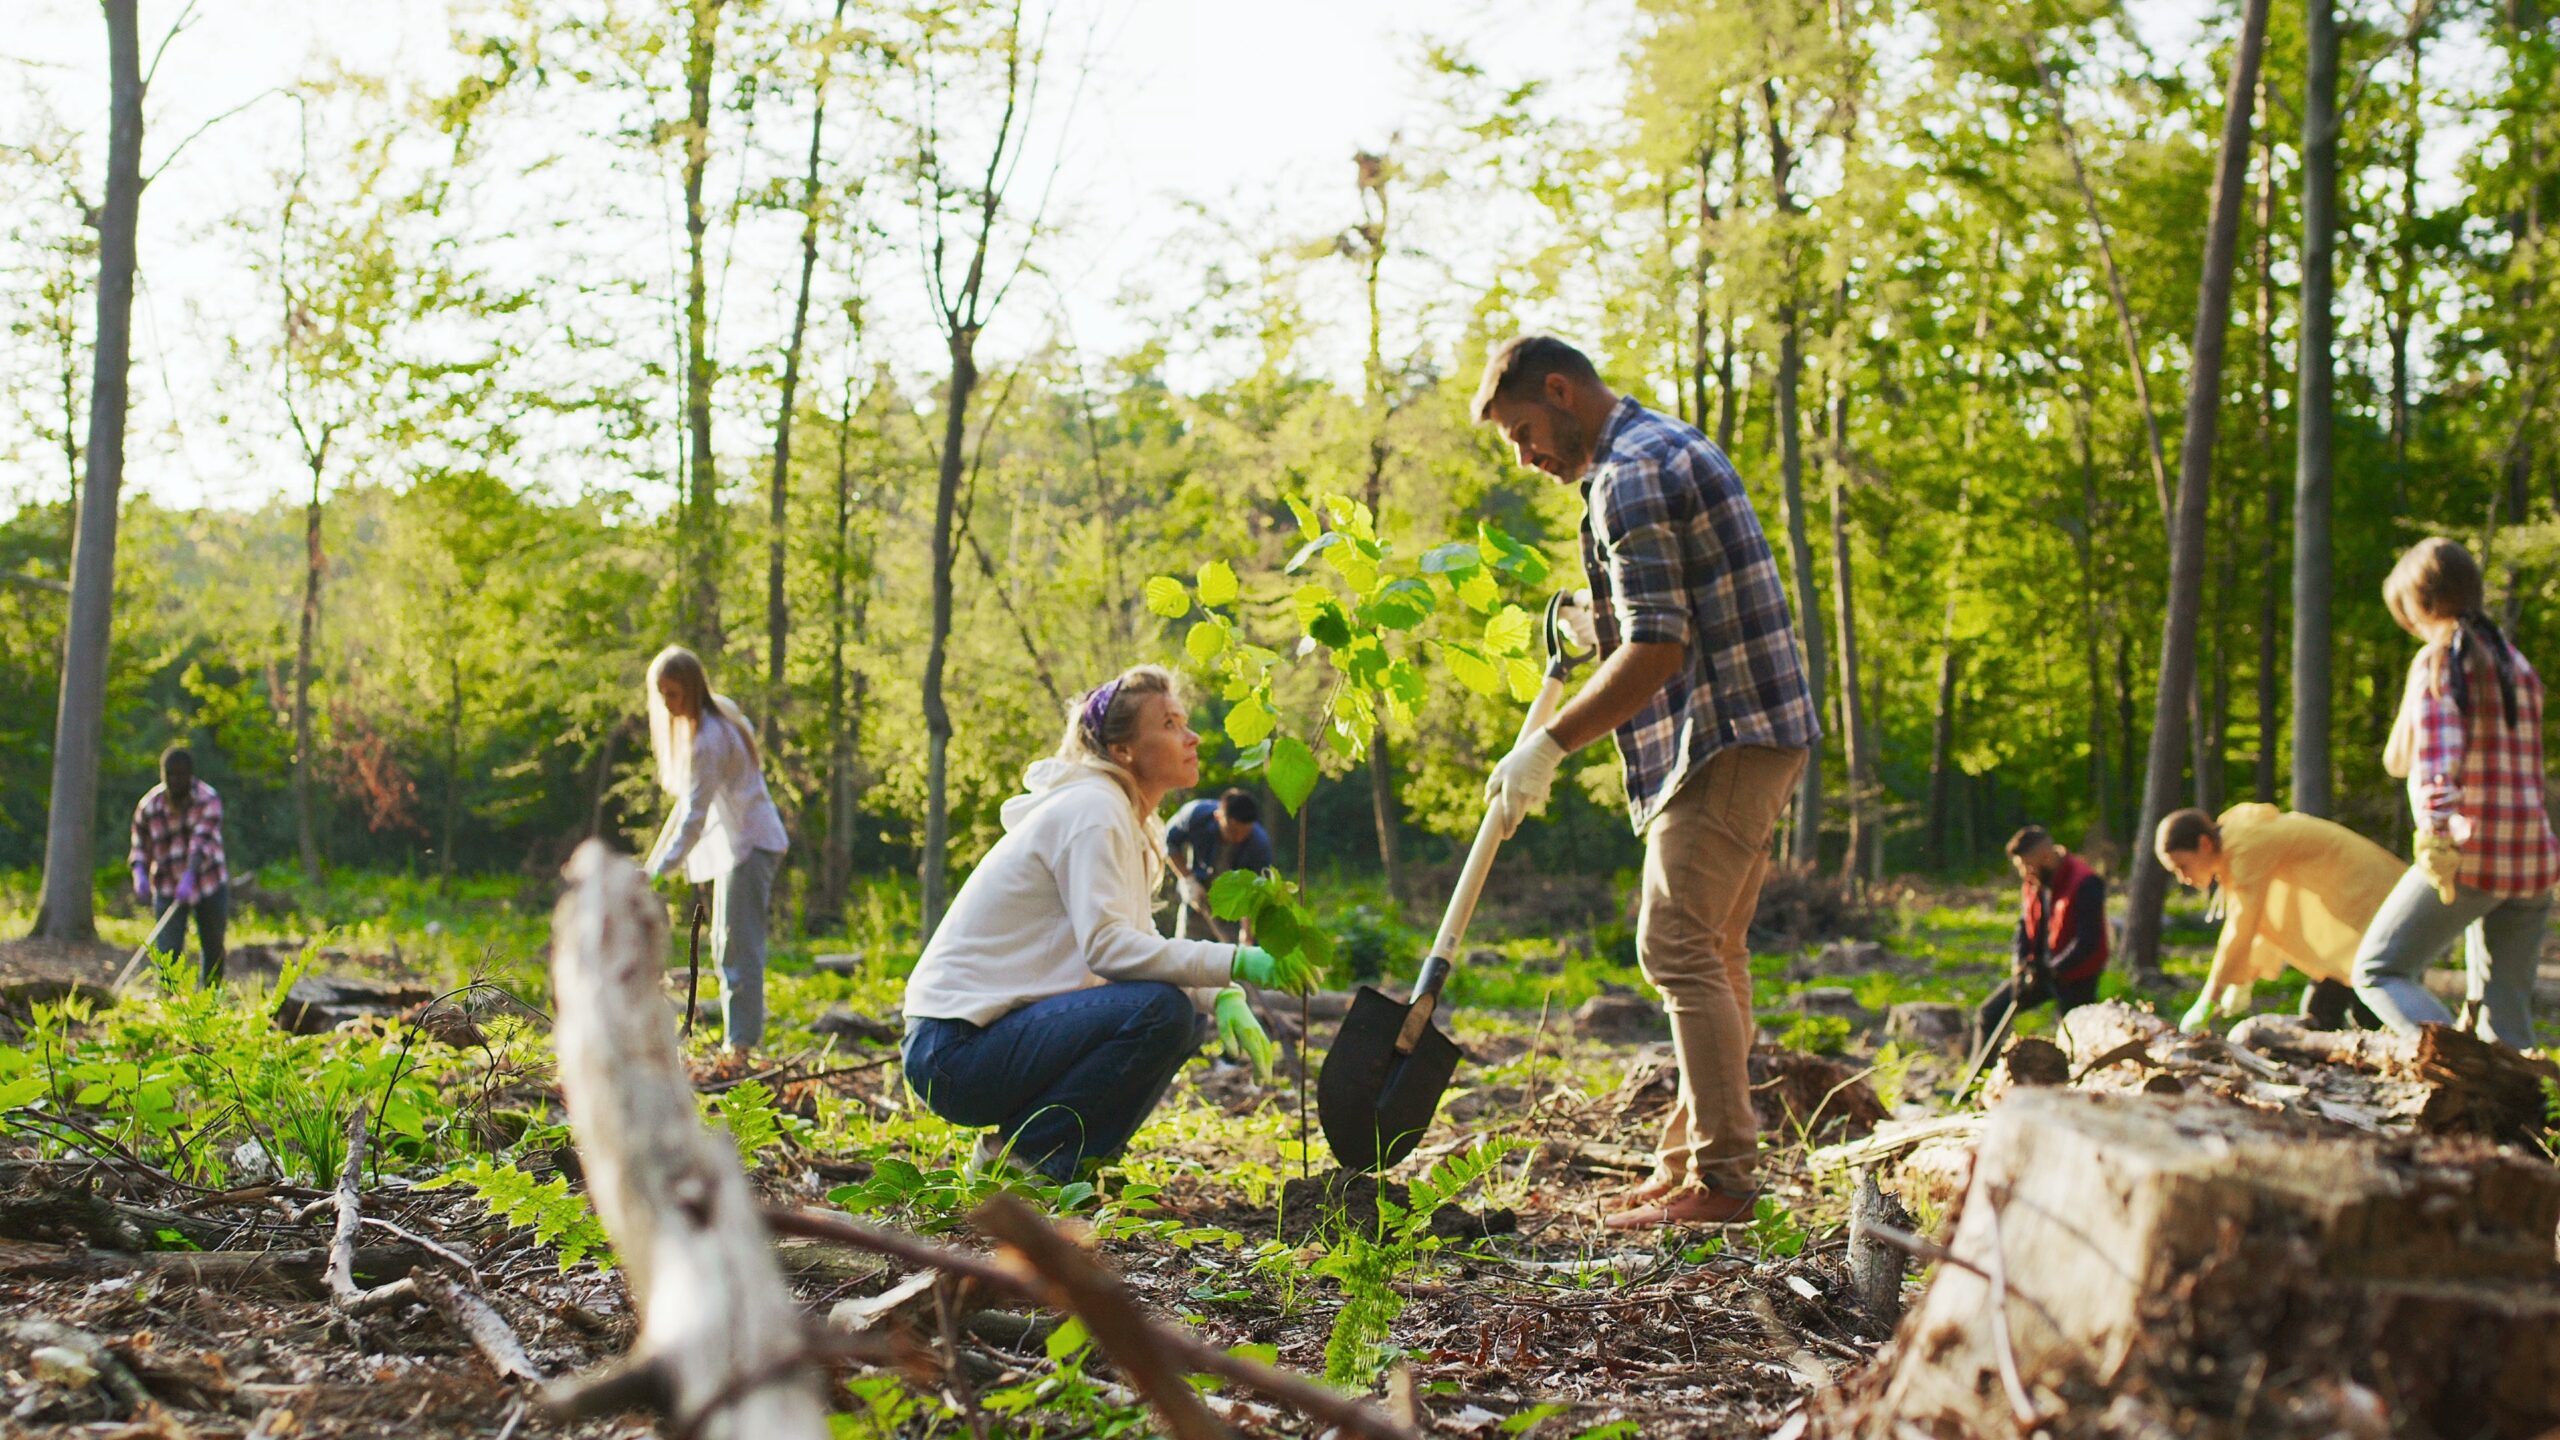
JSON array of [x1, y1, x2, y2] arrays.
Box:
[[1954, 940, 2034, 1096], [109, 900, 184, 996], [1318, 590, 1596, 1172], [683, 896, 708, 1035]]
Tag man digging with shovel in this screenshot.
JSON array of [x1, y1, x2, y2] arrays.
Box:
[[1471, 336, 1818, 1230]]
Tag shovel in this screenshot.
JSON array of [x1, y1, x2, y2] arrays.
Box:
[[1318, 592, 1595, 1172], [110, 899, 184, 997]]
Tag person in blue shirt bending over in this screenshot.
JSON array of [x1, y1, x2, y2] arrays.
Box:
[[1165, 788, 1274, 940]]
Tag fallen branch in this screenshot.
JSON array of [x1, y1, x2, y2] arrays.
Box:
[[416, 1271, 544, 1384], [326, 1104, 417, 1319], [766, 1205, 1418, 1440], [973, 1193, 1229, 1440], [0, 1241, 427, 1295], [542, 842, 827, 1440]]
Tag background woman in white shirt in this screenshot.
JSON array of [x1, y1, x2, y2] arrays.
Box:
[[642, 645, 791, 1050], [900, 665, 1314, 1182]]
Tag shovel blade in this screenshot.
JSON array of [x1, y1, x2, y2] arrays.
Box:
[[1317, 986, 1465, 1172]]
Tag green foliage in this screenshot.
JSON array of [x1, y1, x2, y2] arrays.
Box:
[[1775, 1013, 1853, 1056], [1316, 1136, 1532, 1388], [418, 1157, 613, 1273], [704, 1079, 793, 1171], [1207, 868, 1335, 977], [1149, 497, 1550, 818]]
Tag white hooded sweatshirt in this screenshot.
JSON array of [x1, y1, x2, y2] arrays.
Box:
[[903, 759, 1237, 1026]]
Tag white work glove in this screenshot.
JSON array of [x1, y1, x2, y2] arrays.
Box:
[[1177, 873, 1209, 913], [1484, 728, 1566, 839], [1558, 589, 1598, 652]]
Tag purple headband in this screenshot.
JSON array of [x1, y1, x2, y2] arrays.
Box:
[[1080, 678, 1126, 745]]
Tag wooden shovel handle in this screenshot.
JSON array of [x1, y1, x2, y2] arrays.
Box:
[[1393, 672, 1570, 1053]]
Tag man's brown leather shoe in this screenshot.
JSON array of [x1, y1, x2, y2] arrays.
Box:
[[1601, 1184, 1758, 1230], [1616, 1172, 1685, 1208]]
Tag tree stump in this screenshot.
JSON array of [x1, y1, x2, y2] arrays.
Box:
[[1871, 1089, 2560, 1438]]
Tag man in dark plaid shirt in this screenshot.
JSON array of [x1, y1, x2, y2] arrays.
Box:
[[1473, 336, 1818, 1229], [128, 745, 229, 985]]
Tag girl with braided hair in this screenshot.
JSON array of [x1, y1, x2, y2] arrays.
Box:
[[2351, 538, 2560, 1046], [900, 665, 1316, 1181]]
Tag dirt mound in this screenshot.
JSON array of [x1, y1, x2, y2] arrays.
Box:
[[1748, 866, 1888, 949], [1275, 1169, 1519, 1243]]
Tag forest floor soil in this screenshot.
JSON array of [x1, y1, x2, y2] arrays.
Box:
[[2, 887, 2552, 1437]]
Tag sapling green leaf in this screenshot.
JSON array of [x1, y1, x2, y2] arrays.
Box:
[[1144, 575, 1190, 618]]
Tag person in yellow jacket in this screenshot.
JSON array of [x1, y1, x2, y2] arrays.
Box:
[[2154, 804, 2398, 1033]]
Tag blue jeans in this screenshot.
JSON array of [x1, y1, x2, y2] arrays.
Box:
[[2350, 867, 2552, 1047], [902, 982, 1204, 1182], [713, 848, 782, 1050]]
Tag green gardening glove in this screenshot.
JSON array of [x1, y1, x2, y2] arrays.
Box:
[[1229, 944, 1316, 996], [1213, 988, 1276, 1080]]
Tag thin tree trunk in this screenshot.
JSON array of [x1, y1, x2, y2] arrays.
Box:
[[32, 0, 142, 943], [1926, 645, 1961, 869], [817, 373, 859, 931], [2125, 0, 2272, 974], [1765, 83, 1827, 867], [1356, 151, 1405, 904], [2255, 95, 2283, 804], [765, 13, 836, 756], [586, 716, 625, 840], [441, 652, 462, 893], [1827, 349, 1872, 885], [681, 0, 724, 655], [920, 339, 976, 938], [2073, 394, 2110, 847], [293, 468, 324, 884], [2291, 0, 2339, 819], [2503, 0, 2541, 523], [2388, 33, 2421, 484], [2030, 37, 2173, 527]]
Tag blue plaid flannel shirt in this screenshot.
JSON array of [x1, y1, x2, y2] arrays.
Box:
[[1580, 397, 1820, 833]]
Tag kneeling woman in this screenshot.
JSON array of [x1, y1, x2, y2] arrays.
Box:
[[902, 666, 1312, 1181]]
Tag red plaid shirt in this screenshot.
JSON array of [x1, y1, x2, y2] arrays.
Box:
[[128, 780, 228, 898], [2407, 639, 2560, 897]]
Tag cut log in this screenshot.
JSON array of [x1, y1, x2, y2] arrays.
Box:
[[2052, 999, 2167, 1068], [542, 842, 826, 1440], [2229, 1016, 2560, 1144], [1870, 1089, 2560, 1439]]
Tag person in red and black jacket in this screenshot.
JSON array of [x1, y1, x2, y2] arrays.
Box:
[[1975, 824, 2110, 1053]]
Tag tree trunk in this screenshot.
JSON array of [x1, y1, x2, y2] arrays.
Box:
[[681, 0, 724, 656], [1356, 153, 1407, 905], [2074, 398, 2110, 847], [1766, 85, 1827, 868], [441, 652, 462, 893], [293, 469, 324, 885], [2124, 0, 2272, 974], [2290, 0, 2339, 819], [2255, 95, 2283, 804], [920, 338, 977, 939], [766, 1, 840, 758], [2030, 38, 2173, 528], [815, 374, 859, 933], [32, 0, 142, 944], [1828, 370, 1873, 885], [2388, 33, 2421, 486], [1926, 643, 1961, 870]]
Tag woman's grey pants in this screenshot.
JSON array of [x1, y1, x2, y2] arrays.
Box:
[[714, 847, 785, 1049], [2350, 866, 2550, 1048]]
